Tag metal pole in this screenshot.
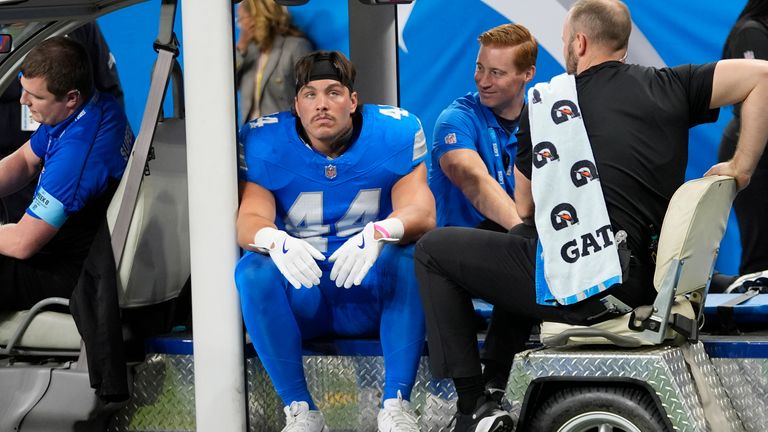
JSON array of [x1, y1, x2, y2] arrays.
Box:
[[348, 0, 399, 106], [180, 1, 246, 430]]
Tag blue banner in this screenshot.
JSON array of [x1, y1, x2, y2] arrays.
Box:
[[101, 0, 747, 274], [392, 0, 745, 274]]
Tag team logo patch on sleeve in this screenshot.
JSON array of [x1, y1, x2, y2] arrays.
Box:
[[444, 132, 457, 144]]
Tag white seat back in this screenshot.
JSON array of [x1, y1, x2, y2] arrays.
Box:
[[541, 175, 736, 347], [106, 118, 190, 308], [653, 176, 737, 295]]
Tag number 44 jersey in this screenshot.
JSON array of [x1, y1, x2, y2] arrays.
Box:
[[239, 104, 427, 255]]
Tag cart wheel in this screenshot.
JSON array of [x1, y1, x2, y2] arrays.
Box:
[[528, 386, 667, 432]]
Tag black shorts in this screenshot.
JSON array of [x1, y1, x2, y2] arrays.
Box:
[[0, 253, 80, 311]]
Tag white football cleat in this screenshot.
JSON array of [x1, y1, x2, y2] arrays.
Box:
[[281, 401, 329, 432], [377, 390, 420, 431]]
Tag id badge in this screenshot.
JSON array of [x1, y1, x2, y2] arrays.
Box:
[[21, 104, 40, 132]]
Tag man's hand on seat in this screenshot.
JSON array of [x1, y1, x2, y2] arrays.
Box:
[[329, 219, 403, 289], [705, 161, 750, 191], [251, 227, 324, 289]]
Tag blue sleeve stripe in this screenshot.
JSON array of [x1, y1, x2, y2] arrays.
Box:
[[26, 186, 67, 228]]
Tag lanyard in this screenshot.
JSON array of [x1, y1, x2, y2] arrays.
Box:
[[487, 127, 505, 186]]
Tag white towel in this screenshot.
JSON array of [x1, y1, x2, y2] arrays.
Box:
[[528, 73, 622, 305]]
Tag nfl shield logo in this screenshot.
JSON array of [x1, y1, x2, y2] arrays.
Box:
[[444, 133, 457, 144], [325, 164, 337, 180]]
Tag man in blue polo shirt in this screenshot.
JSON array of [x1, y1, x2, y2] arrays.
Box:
[[0, 36, 132, 311], [429, 23, 537, 231], [426, 23, 538, 430], [1, 22, 125, 224]]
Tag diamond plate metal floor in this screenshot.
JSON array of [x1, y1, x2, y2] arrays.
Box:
[[108, 343, 768, 431], [109, 354, 466, 431]]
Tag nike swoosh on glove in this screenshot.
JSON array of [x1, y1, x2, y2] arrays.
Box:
[[250, 227, 325, 289], [328, 218, 404, 288]]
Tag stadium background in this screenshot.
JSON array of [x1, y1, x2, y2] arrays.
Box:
[[98, 0, 747, 274]]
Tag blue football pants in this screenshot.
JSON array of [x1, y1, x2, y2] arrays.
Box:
[[235, 244, 425, 408]]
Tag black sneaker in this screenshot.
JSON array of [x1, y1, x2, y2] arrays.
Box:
[[485, 387, 505, 404], [450, 394, 515, 432], [485, 387, 513, 412]]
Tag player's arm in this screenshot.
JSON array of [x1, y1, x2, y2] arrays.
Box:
[[440, 149, 522, 229], [329, 162, 435, 288], [389, 162, 436, 244], [0, 142, 41, 198], [0, 213, 58, 259], [706, 59, 768, 189], [236, 180, 324, 288], [236, 181, 278, 251], [513, 165, 534, 225]]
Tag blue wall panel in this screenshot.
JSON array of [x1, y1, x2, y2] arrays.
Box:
[[99, 0, 749, 274]]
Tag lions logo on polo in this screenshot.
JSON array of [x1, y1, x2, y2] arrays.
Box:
[[551, 100, 581, 125], [570, 160, 600, 187], [533, 141, 560, 169], [550, 203, 579, 231], [324, 164, 337, 180]]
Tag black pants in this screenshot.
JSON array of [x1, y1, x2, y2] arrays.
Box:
[[0, 180, 78, 310], [0, 253, 81, 310], [719, 121, 768, 274], [732, 169, 768, 274], [414, 224, 655, 379]]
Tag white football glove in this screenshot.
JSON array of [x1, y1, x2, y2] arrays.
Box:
[[250, 227, 325, 289], [328, 218, 404, 288]]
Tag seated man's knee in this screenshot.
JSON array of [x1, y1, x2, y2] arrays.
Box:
[[235, 253, 284, 301], [415, 227, 456, 263]]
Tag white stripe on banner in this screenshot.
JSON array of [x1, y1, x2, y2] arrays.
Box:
[[479, 0, 667, 68]]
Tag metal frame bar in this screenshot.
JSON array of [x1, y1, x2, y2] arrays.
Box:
[[0, 297, 79, 357]]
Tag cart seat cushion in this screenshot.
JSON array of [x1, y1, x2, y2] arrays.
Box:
[[540, 297, 694, 347], [0, 310, 80, 350]]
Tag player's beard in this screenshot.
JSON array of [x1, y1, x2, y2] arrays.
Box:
[[566, 40, 578, 75], [327, 121, 355, 156]]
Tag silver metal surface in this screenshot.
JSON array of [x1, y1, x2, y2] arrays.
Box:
[[712, 358, 768, 431], [108, 355, 196, 431], [684, 342, 743, 431], [245, 356, 462, 431], [557, 412, 643, 432], [110, 354, 463, 431], [507, 344, 742, 432], [110, 346, 768, 431]]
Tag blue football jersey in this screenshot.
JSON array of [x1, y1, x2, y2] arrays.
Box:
[[240, 104, 426, 254]]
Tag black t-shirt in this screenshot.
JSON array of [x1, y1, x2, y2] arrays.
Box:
[[516, 61, 718, 264]]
